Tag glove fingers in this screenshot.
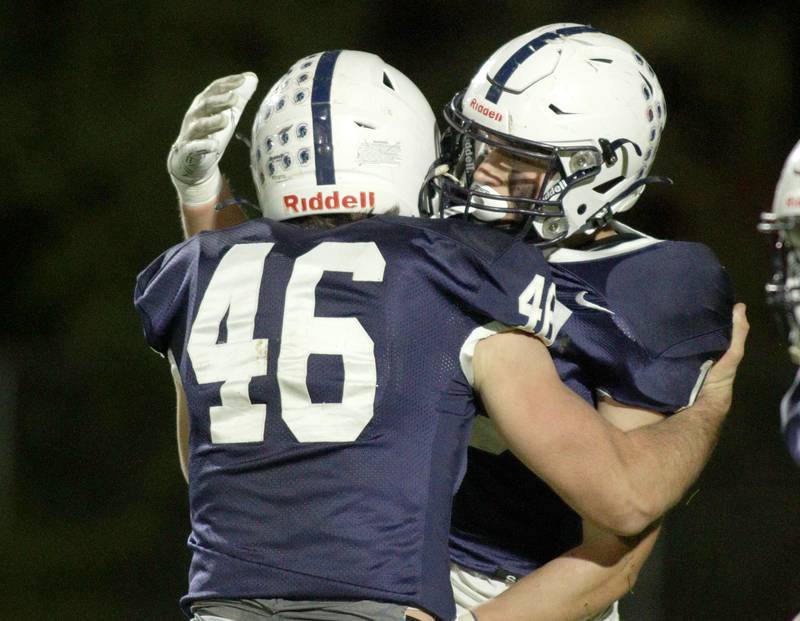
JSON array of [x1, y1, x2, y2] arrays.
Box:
[[189, 72, 258, 125], [228, 73, 259, 123], [187, 113, 229, 140], [201, 73, 259, 119], [232, 72, 259, 107], [197, 91, 239, 117], [204, 73, 247, 97], [169, 72, 258, 188]]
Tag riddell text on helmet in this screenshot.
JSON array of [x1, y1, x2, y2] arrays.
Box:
[[469, 98, 503, 122], [284, 191, 376, 213]]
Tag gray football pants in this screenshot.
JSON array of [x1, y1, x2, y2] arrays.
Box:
[[190, 598, 436, 621]]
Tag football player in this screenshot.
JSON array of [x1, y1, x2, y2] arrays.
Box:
[[420, 25, 739, 620], [146, 50, 747, 621], [759, 138, 800, 466]]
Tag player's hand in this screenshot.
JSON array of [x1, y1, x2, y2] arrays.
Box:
[[696, 303, 749, 413], [167, 72, 258, 206]]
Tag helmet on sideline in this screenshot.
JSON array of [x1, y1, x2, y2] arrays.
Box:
[[251, 50, 437, 221]]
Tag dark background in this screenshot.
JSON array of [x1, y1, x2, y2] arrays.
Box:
[[2, 1, 798, 619]]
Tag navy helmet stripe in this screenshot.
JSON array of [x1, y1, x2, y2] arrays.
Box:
[[486, 26, 597, 104], [311, 50, 341, 185]]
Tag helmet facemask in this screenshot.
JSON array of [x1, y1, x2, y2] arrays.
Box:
[[423, 92, 648, 244], [421, 25, 673, 245], [760, 214, 800, 363], [759, 139, 800, 362]]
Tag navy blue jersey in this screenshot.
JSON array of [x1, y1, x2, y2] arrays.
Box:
[[450, 225, 734, 578], [134, 215, 559, 620], [780, 369, 800, 465]]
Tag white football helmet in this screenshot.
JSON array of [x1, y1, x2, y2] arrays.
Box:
[[758, 139, 800, 362], [422, 24, 670, 243], [251, 50, 437, 221]]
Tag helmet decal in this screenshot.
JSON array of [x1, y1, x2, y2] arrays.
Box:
[[310, 50, 341, 185], [486, 25, 598, 104]]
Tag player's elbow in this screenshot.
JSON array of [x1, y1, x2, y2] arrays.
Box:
[[594, 496, 660, 537], [601, 461, 665, 536]]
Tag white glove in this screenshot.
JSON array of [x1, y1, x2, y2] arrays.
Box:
[[168, 72, 259, 206]]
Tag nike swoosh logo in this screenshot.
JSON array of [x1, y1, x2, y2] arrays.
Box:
[[574, 291, 615, 315]]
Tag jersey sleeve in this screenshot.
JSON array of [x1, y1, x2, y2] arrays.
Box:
[[133, 238, 199, 355], [598, 241, 734, 412], [471, 239, 567, 342], [455, 234, 570, 387]]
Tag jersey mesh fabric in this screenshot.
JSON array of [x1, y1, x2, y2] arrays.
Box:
[[134, 215, 555, 620], [450, 234, 734, 577]]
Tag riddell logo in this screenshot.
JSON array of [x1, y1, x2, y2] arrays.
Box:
[[284, 191, 376, 213], [470, 98, 503, 122], [787, 197, 800, 207]]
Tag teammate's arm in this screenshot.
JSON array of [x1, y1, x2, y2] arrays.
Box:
[[178, 176, 248, 239], [472, 303, 747, 539], [463, 520, 660, 621], [167, 73, 256, 238], [467, 402, 666, 621]]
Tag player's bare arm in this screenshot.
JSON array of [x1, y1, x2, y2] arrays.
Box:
[[473, 303, 748, 539], [167, 73, 256, 238], [464, 519, 660, 621], [466, 401, 666, 621], [178, 176, 248, 238]]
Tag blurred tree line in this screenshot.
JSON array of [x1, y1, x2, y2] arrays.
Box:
[[1, 1, 798, 618]]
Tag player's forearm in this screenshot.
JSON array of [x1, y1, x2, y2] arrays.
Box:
[[471, 555, 620, 621], [179, 176, 247, 238], [497, 384, 723, 536], [477, 334, 671, 535], [477, 309, 745, 537], [603, 308, 745, 531], [617, 391, 728, 527], [471, 524, 659, 621]]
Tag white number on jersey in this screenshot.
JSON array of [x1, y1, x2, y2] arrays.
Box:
[[187, 243, 273, 443], [518, 274, 557, 342], [187, 242, 385, 444]]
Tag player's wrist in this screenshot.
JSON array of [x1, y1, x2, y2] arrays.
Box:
[[171, 168, 223, 207]]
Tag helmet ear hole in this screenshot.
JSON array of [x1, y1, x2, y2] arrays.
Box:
[[577, 204, 587, 215]]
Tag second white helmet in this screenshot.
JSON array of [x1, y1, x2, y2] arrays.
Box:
[[251, 50, 437, 221], [424, 24, 669, 243]]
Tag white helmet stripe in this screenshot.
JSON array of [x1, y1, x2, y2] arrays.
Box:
[[311, 50, 341, 185], [486, 25, 598, 104]]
